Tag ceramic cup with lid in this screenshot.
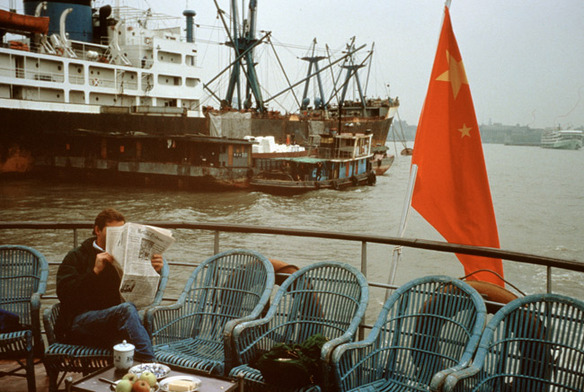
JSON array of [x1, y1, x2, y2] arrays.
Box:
[[113, 340, 135, 371]]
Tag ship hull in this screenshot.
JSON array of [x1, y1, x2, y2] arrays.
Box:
[[0, 106, 394, 174]]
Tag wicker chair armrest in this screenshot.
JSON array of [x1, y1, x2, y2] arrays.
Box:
[[144, 302, 187, 340], [429, 332, 482, 391], [43, 303, 60, 345], [29, 292, 44, 348], [223, 311, 268, 371], [232, 317, 272, 364], [321, 333, 354, 363], [151, 257, 170, 307], [441, 364, 481, 392], [330, 338, 381, 391]]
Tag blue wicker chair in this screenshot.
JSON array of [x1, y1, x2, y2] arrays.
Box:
[[43, 257, 169, 392], [442, 293, 584, 392], [145, 249, 275, 376], [330, 275, 487, 392], [0, 245, 49, 392], [229, 261, 369, 392]]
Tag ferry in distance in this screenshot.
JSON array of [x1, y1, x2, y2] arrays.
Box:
[[540, 129, 583, 150]]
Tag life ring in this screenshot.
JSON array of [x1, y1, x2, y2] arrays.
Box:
[[410, 282, 479, 372], [410, 280, 520, 370], [55, 47, 64, 56], [269, 259, 299, 286], [91, 78, 99, 87], [464, 280, 518, 314], [144, 37, 152, 45]]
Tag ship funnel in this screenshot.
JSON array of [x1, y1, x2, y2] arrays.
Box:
[[24, 0, 92, 42], [183, 9, 196, 43]]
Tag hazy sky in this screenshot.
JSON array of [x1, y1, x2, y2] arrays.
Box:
[[4, 0, 583, 129], [158, 0, 584, 129]]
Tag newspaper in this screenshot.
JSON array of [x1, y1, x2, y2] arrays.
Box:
[[105, 223, 174, 309]]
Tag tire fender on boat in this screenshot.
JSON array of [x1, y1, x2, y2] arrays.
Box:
[[351, 175, 358, 186], [332, 180, 340, 190], [367, 172, 376, 185]]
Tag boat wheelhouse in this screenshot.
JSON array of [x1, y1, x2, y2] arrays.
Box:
[[250, 131, 376, 193]]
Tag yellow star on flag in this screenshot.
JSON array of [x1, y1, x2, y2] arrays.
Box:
[[458, 124, 472, 138], [436, 50, 468, 99]]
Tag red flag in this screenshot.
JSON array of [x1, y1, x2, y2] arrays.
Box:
[[411, 6, 504, 286]]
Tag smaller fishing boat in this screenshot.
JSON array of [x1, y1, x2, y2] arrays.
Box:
[[540, 129, 583, 150], [250, 131, 376, 194], [370, 145, 395, 175]]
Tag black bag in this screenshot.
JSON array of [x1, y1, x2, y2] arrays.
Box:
[[254, 334, 328, 389], [0, 309, 22, 333]]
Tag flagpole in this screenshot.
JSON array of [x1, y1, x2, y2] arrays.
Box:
[[387, 164, 418, 294], [445, 0, 452, 9]]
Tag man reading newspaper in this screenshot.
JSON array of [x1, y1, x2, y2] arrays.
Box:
[[55, 208, 173, 361], [106, 222, 174, 308]]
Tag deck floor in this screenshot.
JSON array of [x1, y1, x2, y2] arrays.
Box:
[[0, 357, 75, 392]]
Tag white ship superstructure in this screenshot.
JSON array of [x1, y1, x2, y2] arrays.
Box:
[[0, 1, 203, 117], [540, 130, 583, 150]]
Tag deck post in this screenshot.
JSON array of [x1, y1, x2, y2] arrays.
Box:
[[214, 231, 220, 255]]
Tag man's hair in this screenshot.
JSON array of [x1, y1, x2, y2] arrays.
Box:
[[93, 208, 126, 234]]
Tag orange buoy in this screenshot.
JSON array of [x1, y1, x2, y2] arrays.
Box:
[[465, 280, 518, 314], [269, 259, 299, 285]]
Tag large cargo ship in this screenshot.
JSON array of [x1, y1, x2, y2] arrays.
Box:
[[0, 0, 398, 177]]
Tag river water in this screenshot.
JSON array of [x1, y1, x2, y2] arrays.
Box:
[[1, 143, 583, 319]]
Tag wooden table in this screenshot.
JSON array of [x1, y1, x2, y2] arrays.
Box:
[[68, 365, 239, 392]]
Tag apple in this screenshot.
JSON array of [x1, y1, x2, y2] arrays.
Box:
[[115, 379, 133, 392], [139, 371, 157, 387], [122, 372, 138, 384], [132, 379, 151, 392]]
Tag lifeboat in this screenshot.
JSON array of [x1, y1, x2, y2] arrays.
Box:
[[0, 9, 49, 35]]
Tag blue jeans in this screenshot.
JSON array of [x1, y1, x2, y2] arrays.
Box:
[[70, 303, 155, 361]]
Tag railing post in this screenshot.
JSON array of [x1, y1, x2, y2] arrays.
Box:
[[214, 231, 220, 255], [547, 266, 552, 293], [361, 241, 367, 278], [359, 241, 367, 340]]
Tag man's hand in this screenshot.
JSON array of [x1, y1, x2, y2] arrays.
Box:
[[151, 254, 164, 273], [93, 252, 114, 275]]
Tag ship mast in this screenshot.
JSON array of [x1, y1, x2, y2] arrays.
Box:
[[300, 39, 327, 110], [339, 40, 367, 114], [221, 0, 265, 112]]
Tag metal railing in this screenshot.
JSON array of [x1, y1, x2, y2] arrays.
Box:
[[2, 221, 583, 296]]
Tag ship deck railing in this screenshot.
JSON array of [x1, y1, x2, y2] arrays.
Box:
[[2, 221, 582, 307]]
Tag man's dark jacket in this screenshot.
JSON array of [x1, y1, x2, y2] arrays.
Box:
[[55, 237, 122, 341]]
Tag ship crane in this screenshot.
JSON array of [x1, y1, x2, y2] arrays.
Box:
[[214, 0, 265, 112], [300, 38, 327, 111]]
